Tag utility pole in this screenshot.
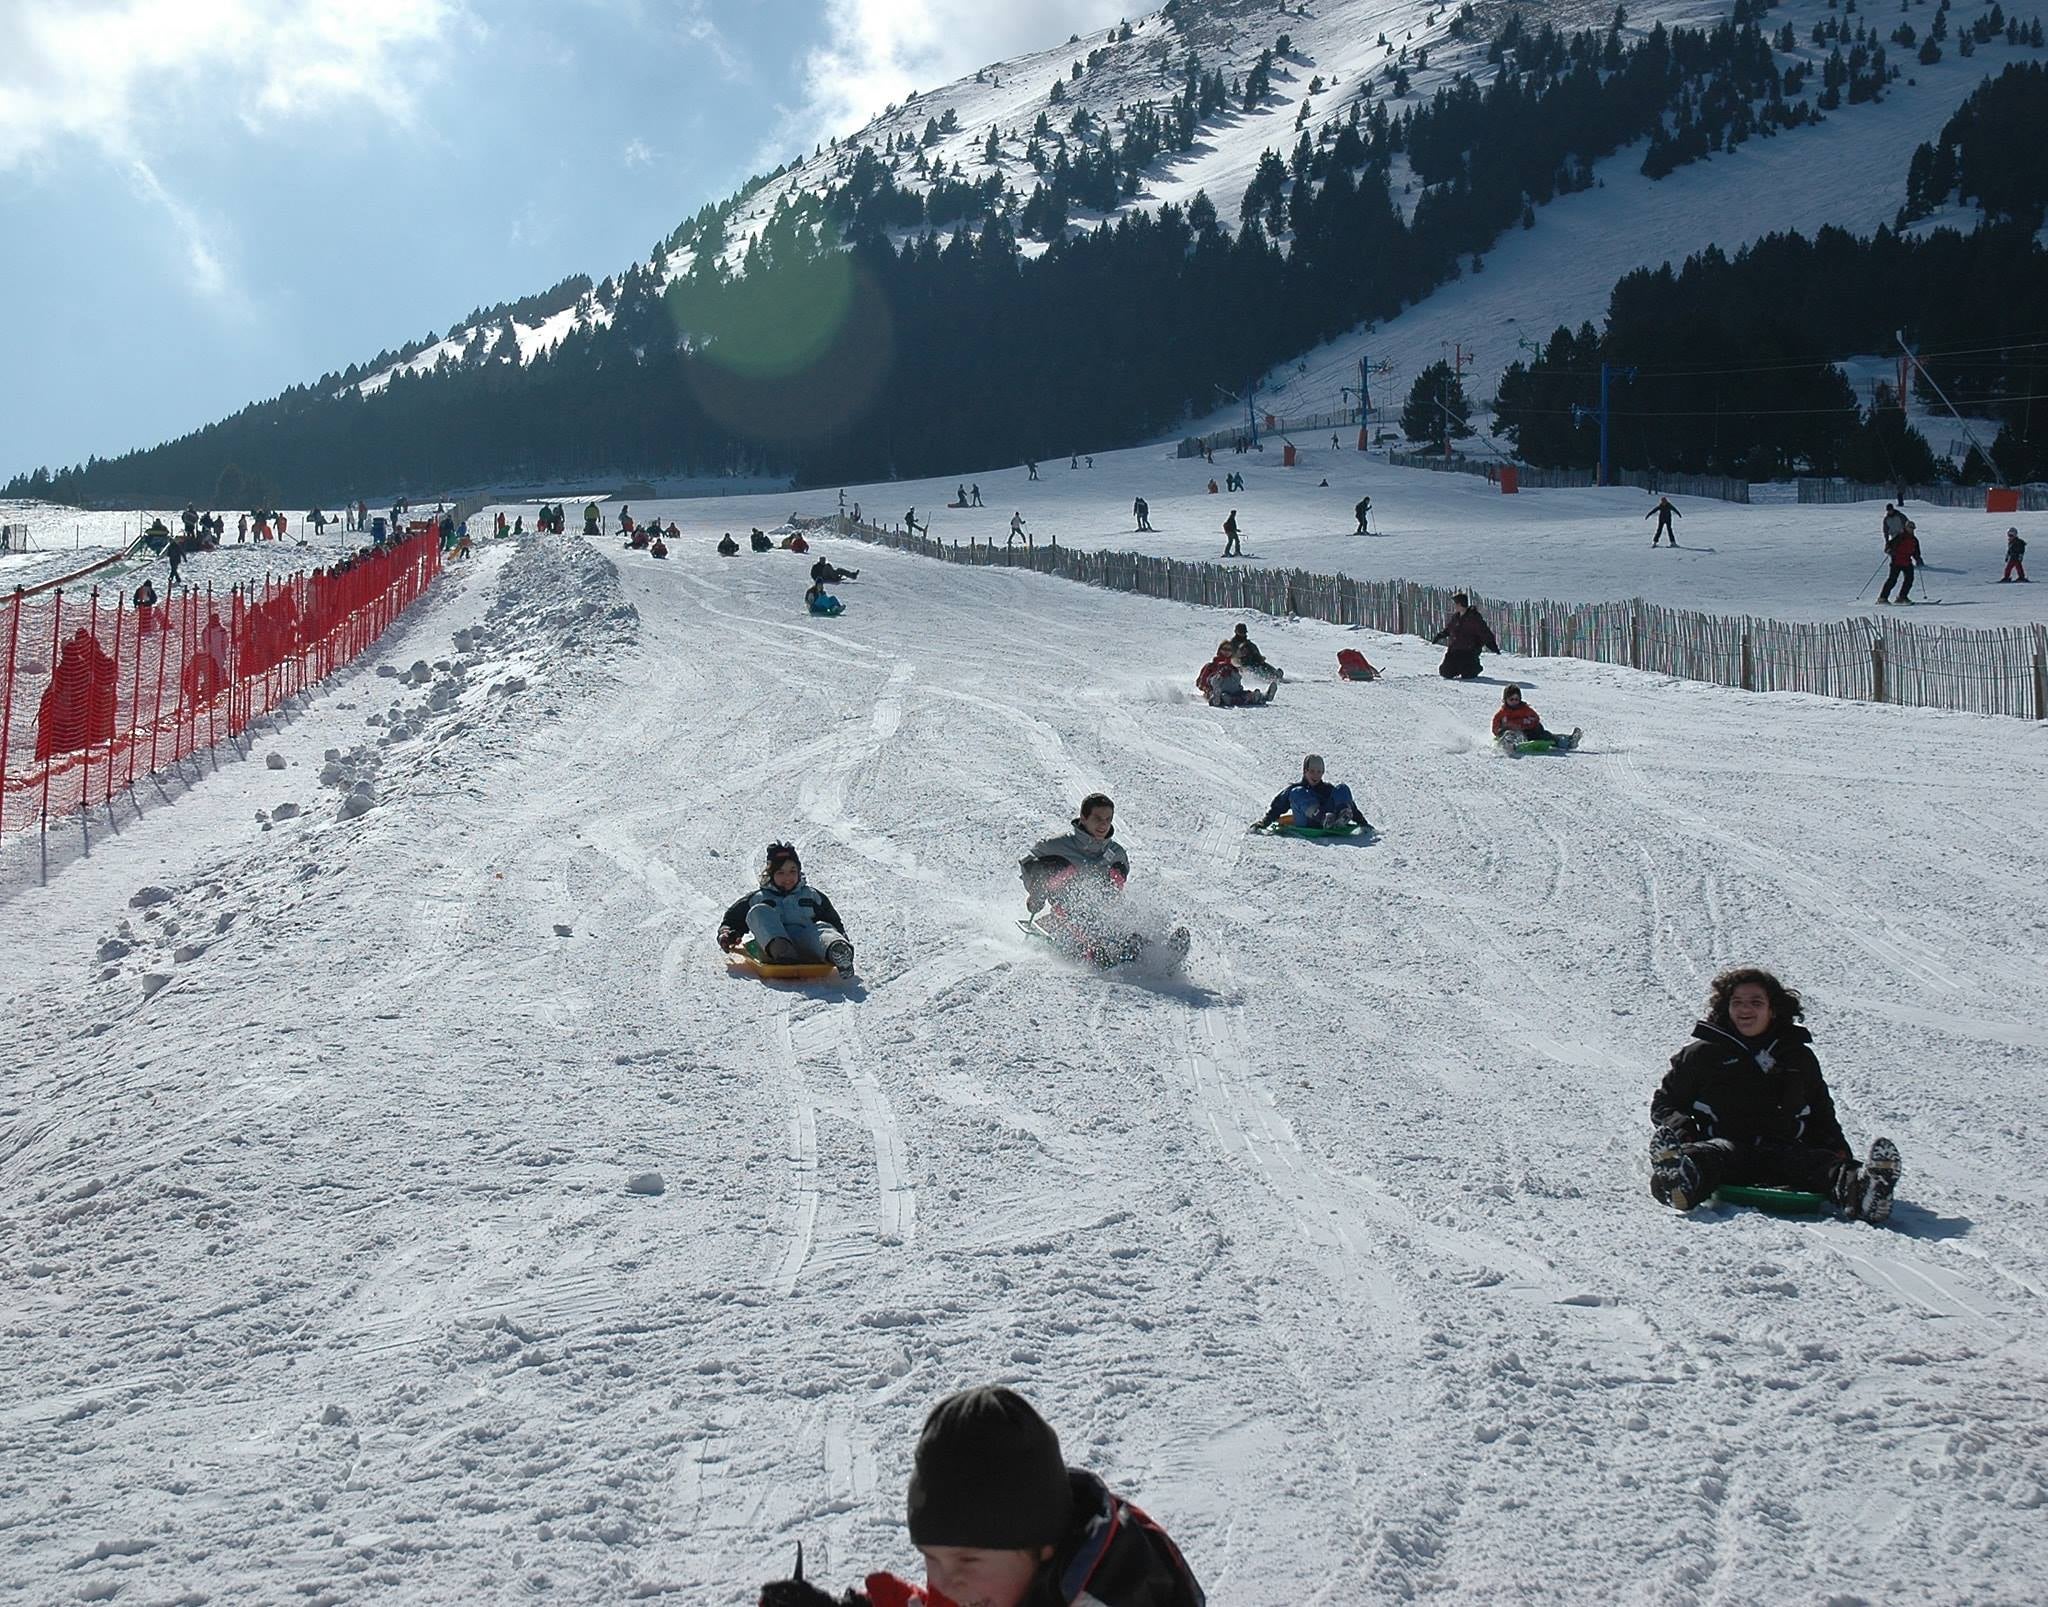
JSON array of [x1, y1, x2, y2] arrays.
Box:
[[1595, 362, 1636, 486]]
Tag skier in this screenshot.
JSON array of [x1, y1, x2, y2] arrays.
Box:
[[1646, 496, 1681, 547], [1221, 510, 1241, 557], [810, 555, 859, 584], [1254, 754, 1369, 831], [805, 581, 845, 616], [1491, 684, 1580, 750], [1133, 496, 1152, 532], [1026, 459, 1040, 481], [2001, 526, 2029, 582], [1009, 511, 1027, 543], [1431, 593, 1499, 679], [1354, 495, 1372, 535], [1021, 794, 1188, 968], [717, 842, 855, 979], [971, 484, 984, 507], [752, 1385, 1206, 1607], [1650, 967, 1901, 1222], [905, 508, 923, 536], [1878, 515, 1922, 604], [717, 533, 740, 556], [1198, 652, 1276, 708]]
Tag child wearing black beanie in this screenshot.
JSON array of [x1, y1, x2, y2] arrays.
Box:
[[758, 1386, 1205, 1607]]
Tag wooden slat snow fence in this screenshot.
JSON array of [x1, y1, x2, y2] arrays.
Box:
[[1796, 479, 2048, 510], [1386, 450, 1751, 504], [832, 516, 2048, 721]]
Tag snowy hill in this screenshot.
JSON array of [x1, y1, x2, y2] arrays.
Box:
[[8, 514, 2046, 1602], [344, 0, 2047, 443]]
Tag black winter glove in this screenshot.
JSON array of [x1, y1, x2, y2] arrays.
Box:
[[1651, 1118, 1700, 1154], [757, 1584, 870, 1607]]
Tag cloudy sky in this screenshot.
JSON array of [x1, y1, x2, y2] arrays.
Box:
[[0, 0, 1127, 482]]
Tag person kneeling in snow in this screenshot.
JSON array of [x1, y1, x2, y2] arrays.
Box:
[[1255, 753, 1370, 831], [756, 1385, 1206, 1607], [805, 581, 845, 616], [1491, 684, 1579, 749], [718, 532, 740, 556], [718, 842, 854, 978], [1650, 967, 1900, 1221]]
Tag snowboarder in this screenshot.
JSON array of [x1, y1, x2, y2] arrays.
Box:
[[1879, 516, 1922, 604], [1133, 496, 1152, 532], [810, 556, 859, 584], [1431, 593, 1499, 679], [1354, 495, 1372, 535], [1221, 510, 1241, 557], [1198, 652, 1276, 708], [1020, 793, 1188, 968], [2002, 526, 2029, 583], [752, 1385, 1206, 1607], [805, 581, 845, 617], [1649, 967, 1901, 1222], [1646, 496, 1681, 547], [718, 533, 740, 556], [1491, 684, 1579, 750], [1254, 754, 1369, 831], [717, 842, 855, 979]]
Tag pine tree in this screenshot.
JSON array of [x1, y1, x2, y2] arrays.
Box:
[[1403, 361, 1474, 448]]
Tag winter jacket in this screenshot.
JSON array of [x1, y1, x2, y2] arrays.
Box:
[[1886, 530, 1922, 566], [718, 884, 848, 949], [1194, 656, 1234, 696], [1491, 702, 1546, 738], [1260, 778, 1348, 827], [1202, 665, 1252, 706], [1651, 1021, 1850, 1155], [1021, 828, 1129, 906], [1432, 609, 1500, 655], [2007, 532, 2027, 560], [718, 536, 740, 555]]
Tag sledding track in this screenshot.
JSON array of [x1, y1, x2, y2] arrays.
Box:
[[3, 531, 2046, 1604]]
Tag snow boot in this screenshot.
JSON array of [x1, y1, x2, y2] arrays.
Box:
[[1650, 1149, 1704, 1212], [1858, 1138, 1901, 1225], [826, 938, 855, 981]]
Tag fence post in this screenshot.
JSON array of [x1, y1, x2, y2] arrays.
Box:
[[2033, 628, 2047, 721], [1741, 630, 1754, 693], [0, 590, 18, 836], [1629, 601, 1643, 671], [39, 589, 63, 830], [1871, 635, 1887, 705]]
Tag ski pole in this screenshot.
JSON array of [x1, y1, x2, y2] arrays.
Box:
[[1853, 555, 1888, 602]]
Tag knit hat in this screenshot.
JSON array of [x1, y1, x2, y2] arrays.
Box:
[[764, 841, 801, 877], [906, 1387, 1072, 1550]]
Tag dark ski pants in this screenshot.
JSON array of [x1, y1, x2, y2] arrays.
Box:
[[1223, 534, 1241, 555], [1879, 562, 1915, 602], [1675, 1138, 1855, 1200], [1652, 516, 1677, 546], [1438, 649, 1482, 679]]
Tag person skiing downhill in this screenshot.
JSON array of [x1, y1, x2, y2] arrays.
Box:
[[1650, 966, 1900, 1222], [1221, 510, 1241, 557], [1133, 496, 1152, 532], [1254, 754, 1369, 831], [2002, 526, 2029, 583], [1431, 593, 1500, 679], [1491, 684, 1580, 750], [1354, 495, 1372, 534], [1019, 793, 1188, 968], [1879, 515, 1922, 604], [1646, 496, 1681, 547], [718, 842, 855, 978], [753, 1386, 1206, 1607]]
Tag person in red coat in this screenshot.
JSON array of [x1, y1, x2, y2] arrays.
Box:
[[1879, 519, 1922, 604], [1490, 684, 1578, 749]]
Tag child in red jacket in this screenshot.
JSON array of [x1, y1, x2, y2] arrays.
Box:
[[1490, 685, 1579, 749]]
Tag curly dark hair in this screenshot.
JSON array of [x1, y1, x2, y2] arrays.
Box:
[[1077, 792, 1115, 818], [1705, 966, 1804, 1030]]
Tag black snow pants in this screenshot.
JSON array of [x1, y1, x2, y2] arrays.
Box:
[[1879, 562, 1915, 602], [1673, 1138, 1855, 1201], [1438, 649, 1482, 679]]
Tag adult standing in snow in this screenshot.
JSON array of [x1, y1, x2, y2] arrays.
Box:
[[753, 1385, 1206, 1607], [1354, 495, 1372, 535], [970, 484, 984, 507], [1431, 592, 1499, 679], [1026, 458, 1040, 481], [1879, 515, 1922, 604], [1646, 496, 1681, 547], [1009, 511, 1027, 545], [1649, 967, 1900, 1222], [717, 842, 854, 979], [1133, 496, 1152, 532], [1221, 509, 1242, 557], [2001, 526, 2028, 583]]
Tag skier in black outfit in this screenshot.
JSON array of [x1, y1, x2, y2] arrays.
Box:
[[1221, 510, 1241, 556], [1646, 496, 1681, 546], [1430, 593, 1499, 679], [1353, 495, 1372, 534], [810, 555, 859, 584], [1650, 967, 1900, 1221], [1133, 496, 1152, 532]]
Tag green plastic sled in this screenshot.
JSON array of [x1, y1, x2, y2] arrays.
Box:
[[1712, 1184, 1830, 1215]]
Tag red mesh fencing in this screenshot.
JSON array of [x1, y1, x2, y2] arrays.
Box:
[[1, 532, 441, 835]]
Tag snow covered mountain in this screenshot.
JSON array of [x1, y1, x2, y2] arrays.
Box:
[[346, 0, 2047, 437]]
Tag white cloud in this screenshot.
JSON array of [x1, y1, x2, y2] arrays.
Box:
[[682, 2, 750, 84], [770, 0, 1127, 158], [624, 137, 655, 166], [0, 0, 466, 295]]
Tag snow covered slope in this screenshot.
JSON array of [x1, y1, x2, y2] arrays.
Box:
[[7, 522, 2045, 1603]]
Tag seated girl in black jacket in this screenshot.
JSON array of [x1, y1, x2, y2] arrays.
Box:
[[1651, 967, 1900, 1222]]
